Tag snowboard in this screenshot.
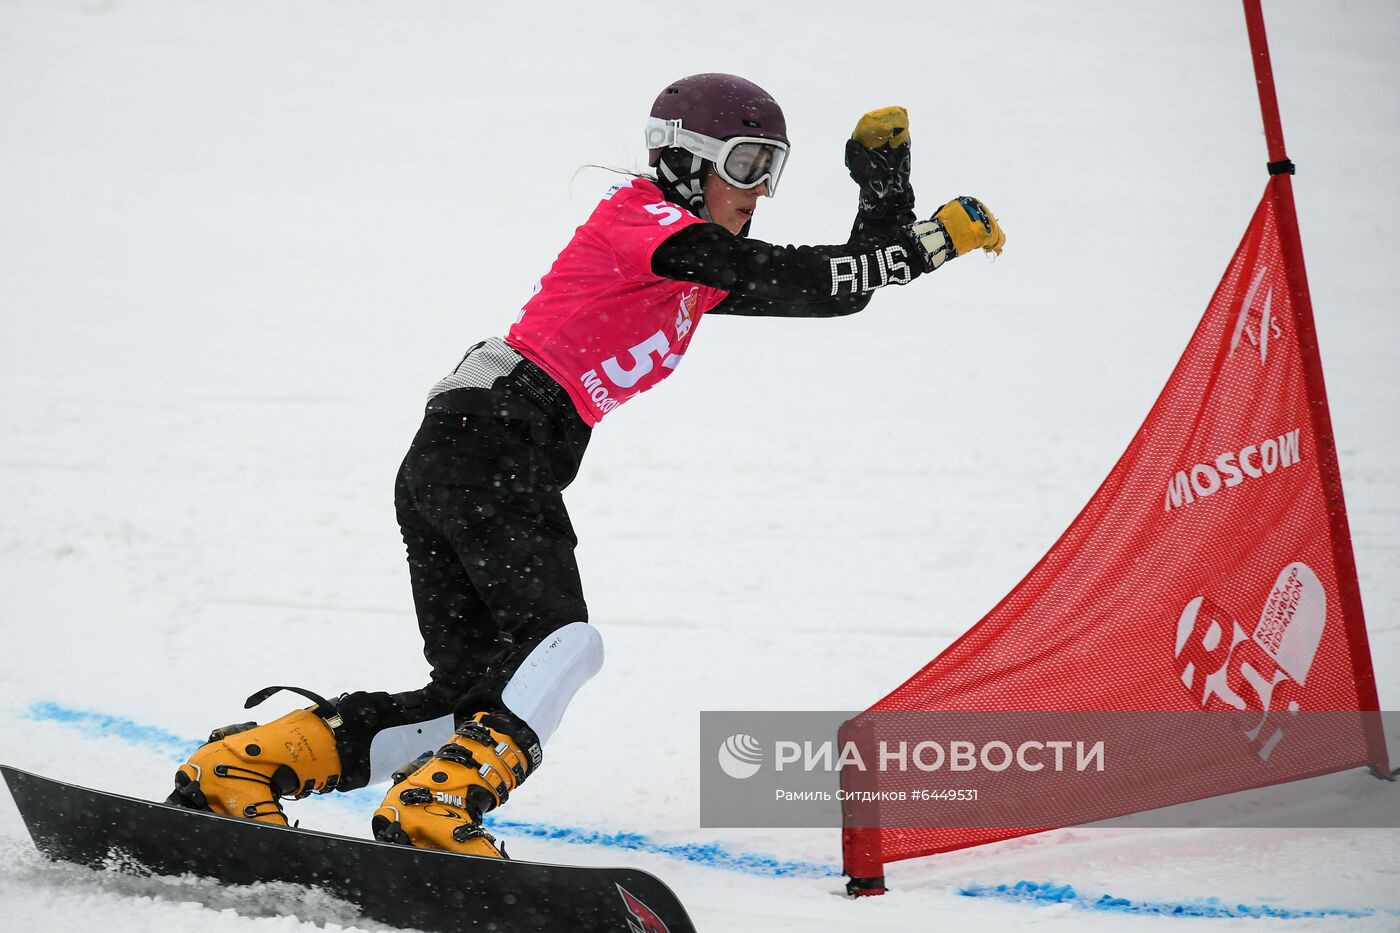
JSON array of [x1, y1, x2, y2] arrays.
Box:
[[2, 764, 696, 932]]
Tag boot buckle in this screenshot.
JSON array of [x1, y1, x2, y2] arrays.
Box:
[[450, 822, 496, 845], [453, 720, 494, 746]]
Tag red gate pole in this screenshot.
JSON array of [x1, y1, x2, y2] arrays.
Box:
[[839, 715, 887, 896], [1240, 0, 1390, 776], [1241, 0, 1289, 165]]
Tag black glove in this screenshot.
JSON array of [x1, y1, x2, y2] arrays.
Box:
[[845, 106, 915, 222]]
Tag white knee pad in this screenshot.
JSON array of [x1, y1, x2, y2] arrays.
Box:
[[502, 621, 604, 746]]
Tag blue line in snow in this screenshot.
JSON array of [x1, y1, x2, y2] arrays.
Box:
[[25, 701, 204, 757], [959, 880, 1397, 920], [32, 701, 1396, 912], [22, 701, 839, 879], [483, 818, 840, 878]]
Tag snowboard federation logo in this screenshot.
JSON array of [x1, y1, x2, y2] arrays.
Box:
[[616, 883, 671, 933], [1228, 265, 1284, 366], [675, 286, 697, 340], [717, 733, 764, 780], [1173, 562, 1325, 760]]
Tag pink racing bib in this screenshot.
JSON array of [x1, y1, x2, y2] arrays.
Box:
[[506, 178, 729, 426]]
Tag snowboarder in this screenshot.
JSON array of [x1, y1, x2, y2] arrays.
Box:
[[167, 73, 1005, 858]]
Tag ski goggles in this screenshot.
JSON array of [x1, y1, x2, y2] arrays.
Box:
[[645, 117, 789, 196]]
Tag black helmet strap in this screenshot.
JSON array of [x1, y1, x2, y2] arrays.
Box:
[[656, 149, 711, 223]]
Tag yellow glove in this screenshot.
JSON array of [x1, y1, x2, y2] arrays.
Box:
[[851, 105, 909, 150], [846, 106, 914, 220], [907, 196, 1005, 270]]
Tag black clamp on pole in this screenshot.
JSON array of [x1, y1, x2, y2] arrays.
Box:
[[1268, 158, 1296, 175], [846, 875, 888, 897]]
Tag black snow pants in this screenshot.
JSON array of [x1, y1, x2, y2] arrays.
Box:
[[330, 359, 592, 791]]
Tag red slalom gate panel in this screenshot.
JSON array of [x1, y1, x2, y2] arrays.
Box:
[[840, 178, 1390, 891]]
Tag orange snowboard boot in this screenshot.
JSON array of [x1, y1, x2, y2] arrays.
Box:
[[371, 712, 538, 858], [168, 707, 342, 824]]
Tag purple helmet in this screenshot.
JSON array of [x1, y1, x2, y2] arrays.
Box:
[[646, 74, 789, 218], [645, 73, 788, 167]]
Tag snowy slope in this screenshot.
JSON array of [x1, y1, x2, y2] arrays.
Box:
[[1, 0, 1397, 930]]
